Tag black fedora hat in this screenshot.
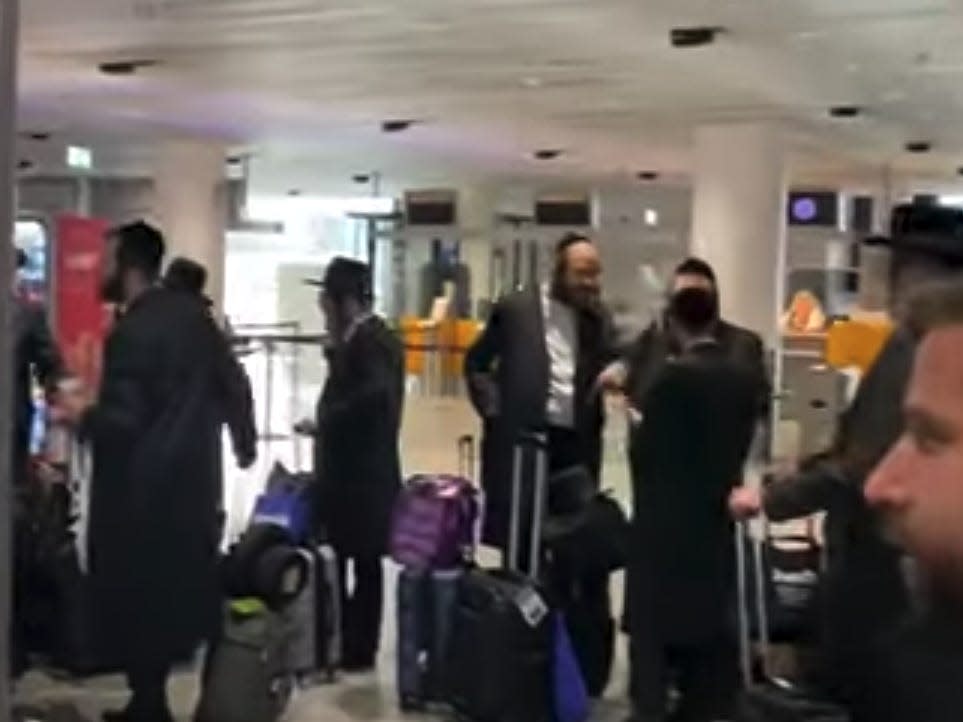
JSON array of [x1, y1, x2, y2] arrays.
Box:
[[305, 256, 372, 302]]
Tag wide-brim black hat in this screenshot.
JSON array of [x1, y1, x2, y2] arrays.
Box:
[[305, 256, 372, 301]]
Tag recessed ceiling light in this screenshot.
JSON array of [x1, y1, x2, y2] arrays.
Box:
[[670, 26, 724, 48], [286, 189, 302, 197], [521, 76, 543, 88], [829, 106, 862, 119], [352, 174, 372, 184], [16, 159, 33, 171], [98, 59, 158, 76], [21, 131, 50, 142], [637, 171, 659, 181], [381, 119, 417, 133], [533, 149, 563, 160], [906, 141, 932, 153]]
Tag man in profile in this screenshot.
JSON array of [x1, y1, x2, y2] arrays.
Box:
[[864, 280, 963, 721], [58, 222, 240, 722]]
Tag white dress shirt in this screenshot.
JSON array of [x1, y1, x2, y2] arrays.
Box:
[[542, 287, 577, 429]]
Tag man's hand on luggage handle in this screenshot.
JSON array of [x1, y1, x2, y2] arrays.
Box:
[[728, 486, 763, 520], [596, 362, 627, 394]]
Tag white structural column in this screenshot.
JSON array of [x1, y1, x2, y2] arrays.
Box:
[[458, 184, 496, 315], [151, 140, 228, 310], [690, 123, 787, 345], [0, 0, 19, 705]]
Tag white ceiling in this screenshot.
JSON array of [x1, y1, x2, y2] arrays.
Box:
[[17, 0, 963, 189]]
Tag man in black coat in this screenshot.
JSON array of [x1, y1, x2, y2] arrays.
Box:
[[863, 279, 963, 722], [299, 257, 404, 672], [626, 286, 759, 722], [464, 233, 617, 695], [58, 222, 248, 722], [606, 257, 769, 422], [729, 226, 963, 721], [11, 249, 63, 485], [162, 256, 257, 473]]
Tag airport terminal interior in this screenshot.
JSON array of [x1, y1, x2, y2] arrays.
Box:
[[6, 1, 963, 721]]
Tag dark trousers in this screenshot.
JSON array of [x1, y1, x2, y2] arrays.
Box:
[[630, 634, 738, 722], [547, 425, 586, 473], [336, 553, 384, 666], [123, 654, 173, 719]]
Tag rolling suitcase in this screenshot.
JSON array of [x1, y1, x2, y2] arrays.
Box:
[[282, 543, 341, 682], [734, 521, 849, 722], [447, 431, 554, 722], [397, 434, 477, 711], [195, 599, 294, 722]]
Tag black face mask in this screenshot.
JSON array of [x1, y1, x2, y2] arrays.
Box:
[[669, 287, 719, 331]]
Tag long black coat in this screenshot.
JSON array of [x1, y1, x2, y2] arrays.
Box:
[[85, 287, 231, 664], [12, 296, 62, 482], [314, 316, 404, 558], [627, 342, 758, 644], [464, 288, 616, 548]]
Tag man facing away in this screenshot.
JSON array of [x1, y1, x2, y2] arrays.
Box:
[[57, 222, 247, 722], [463, 232, 618, 695], [864, 279, 963, 722], [625, 285, 759, 722]]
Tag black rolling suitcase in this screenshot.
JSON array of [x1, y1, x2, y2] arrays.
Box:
[[447, 431, 554, 722], [734, 520, 849, 722]]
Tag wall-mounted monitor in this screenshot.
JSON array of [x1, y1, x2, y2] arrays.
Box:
[[787, 190, 839, 228], [405, 189, 457, 226], [535, 192, 592, 226]]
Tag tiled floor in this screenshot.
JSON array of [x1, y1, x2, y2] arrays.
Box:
[[15, 392, 636, 722]]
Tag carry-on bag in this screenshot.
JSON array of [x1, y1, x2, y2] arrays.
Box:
[[194, 599, 295, 722], [397, 435, 476, 711], [250, 463, 315, 544], [447, 431, 554, 722], [734, 520, 849, 722], [282, 543, 341, 682]]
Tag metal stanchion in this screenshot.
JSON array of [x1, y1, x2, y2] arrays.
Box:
[[0, 0, 19, 708]]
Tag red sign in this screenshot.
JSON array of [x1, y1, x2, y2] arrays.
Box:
[[54, 215, 110, 391]]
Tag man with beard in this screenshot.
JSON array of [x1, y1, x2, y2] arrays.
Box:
[[57, 222, 237, 722], [729, 212, 963, 720], [864, 280, 963, 722], [464, 233, 618, 696], [624, 285, 759, 722]]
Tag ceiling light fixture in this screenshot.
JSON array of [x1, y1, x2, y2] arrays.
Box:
[[16, 159, 33, 171], [521, 76, 543, 88], [21, 131, 51, 142], [906, 141, 932, 153], [829, 106, 862, 119], [352, 174, 372, 184], [286, 189, 303, 197], [637, 171, 659, 181], [381, 119, 417, 133], [533, 149, 563, 160], [98, 59, 159, 76], [670, 26, 724, 48]]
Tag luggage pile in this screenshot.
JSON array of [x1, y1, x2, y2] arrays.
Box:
[[195, 463, 342, 722]]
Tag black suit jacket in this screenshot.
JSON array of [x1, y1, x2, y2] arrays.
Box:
[[464, 288, 616, 546]]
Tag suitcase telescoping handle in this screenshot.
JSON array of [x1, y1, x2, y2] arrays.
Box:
[[457, 434, 476, 480], [735, 519, 772, 688], [507, 430, 549, 578]]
